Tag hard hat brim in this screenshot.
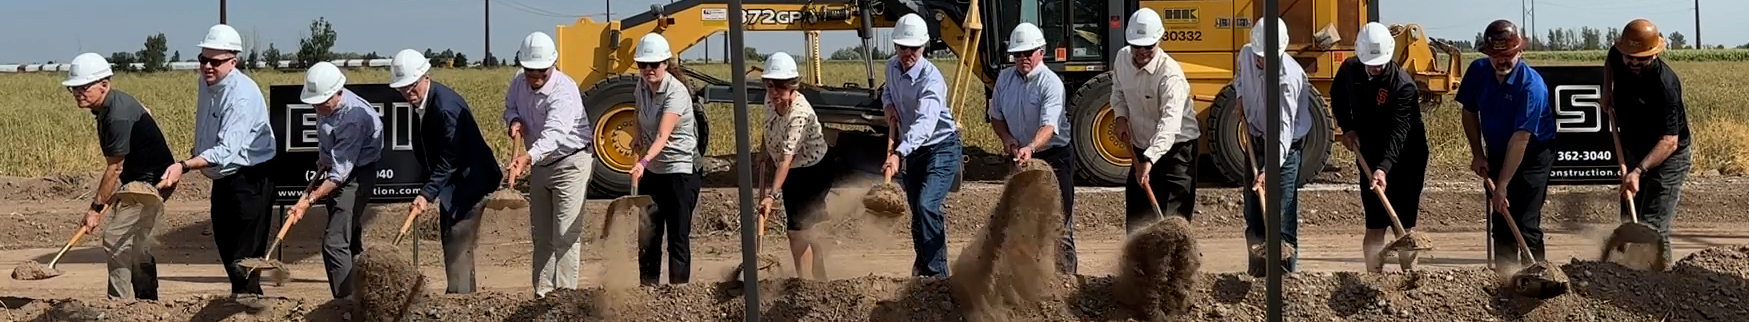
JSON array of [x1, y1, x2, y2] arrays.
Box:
[[1358, 52, 1392, 66], [761, 72, 800, 80], [519, 58, 557, 69], [61, 75, 106, 87], [1006, 42, 1045, 53], [197, 42, 242, 52], [388, 77, 421, 89], [1617, 37, 1666, 58], [299, 88, 334, 105], [631, 53, 671, 63], [893, 38, 927, 48]]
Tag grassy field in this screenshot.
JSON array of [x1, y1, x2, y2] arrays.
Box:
[[1, 57, 1745, 177]]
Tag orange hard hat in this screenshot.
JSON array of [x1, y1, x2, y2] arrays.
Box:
[[1615, 18, 1666, 57]]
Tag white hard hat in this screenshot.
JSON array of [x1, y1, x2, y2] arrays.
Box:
[[1126, 9, 1165, 47], [892, 14, 930, 47], [518, 32, 558, 69], [762, 52, 800, 80], [198, 24, 244, 52], [62, 53, 113, 87], [1250, 17, 1290, 57], [388, 49, 430, 89], [299, 62, 346, 105], [1355, 22, 1395, 66], [633, 33, 673, 63], [1007, 23, 1046, 52]]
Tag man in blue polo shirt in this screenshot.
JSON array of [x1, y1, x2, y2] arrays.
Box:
[[1456, 19, 1556, 273]]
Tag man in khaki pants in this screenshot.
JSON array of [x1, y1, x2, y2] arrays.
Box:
[[504, 31, 595, 297], [64, 52, 178, 300]]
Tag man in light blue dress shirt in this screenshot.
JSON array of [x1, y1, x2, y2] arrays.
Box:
[[288, 62, 385, 299], [987, 22, 1076, 275], [882, 13, 962, 278], [1235, 18, 1316, 276], [157, 24, 279, 296]]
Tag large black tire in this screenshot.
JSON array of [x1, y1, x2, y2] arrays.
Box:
[[1067, 72, 1126, 186], [1204, 85, 1333, 187], [581, 76, 711, 198]]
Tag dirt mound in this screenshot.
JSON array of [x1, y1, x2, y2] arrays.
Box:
[[948, 167, 1064, 322], [10, 260, 53, 280], [1115, 215, 1200, 321], [861, 181, 907, 218], [356, 245, 425, 322], [1564, 245, 1749, 321]]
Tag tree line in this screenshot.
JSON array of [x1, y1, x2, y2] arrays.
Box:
[[1439, 26, 1747, 52], [97, 17, 505, 73]]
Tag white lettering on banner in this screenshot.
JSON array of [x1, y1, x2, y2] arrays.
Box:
[[1554, 85, 1603, 133], [299, 169, 396, 182], [1552, 168, 1619, 178], [286, 104, 320, 152], [281, 102, 416, 153], [743, 9, 804, 25], [1557, 150, 1613, 162]]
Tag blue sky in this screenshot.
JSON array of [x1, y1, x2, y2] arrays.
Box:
[[1, 0, 1740, 63]]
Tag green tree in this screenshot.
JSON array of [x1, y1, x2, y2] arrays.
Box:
[[830, 44, 892, 60], [244, 48, 259, 70], [453, 52, 469, 68], [107, 52, 138, 72], [139, 33, 170, 72], [1580, 27, 1603, 50], [742, 47, 763, 62], [171, 50, 182, 63], [1668, 32, 1688, 49], [262, 43, 283, 70], [1605, 28, 1621, 47], [296, 17, 338, 68]]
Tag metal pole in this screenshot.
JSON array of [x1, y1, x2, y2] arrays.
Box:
[[219, 0, 228, 24], [856, 0, 877, 88], [1693, 0, 1701, 49], [1262, 1, 1283, 321], [485, 0, 491, 66], [729, 0, 760, 319]]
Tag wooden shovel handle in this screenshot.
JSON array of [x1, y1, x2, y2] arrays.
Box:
[[1605, 109, 1641, 223], [263, 219, 296, 259], [394, 204, 421, 245], [48, 225, 92, 267], [1485, 179, 1538, 263], [1356, 157, 1409, 237]]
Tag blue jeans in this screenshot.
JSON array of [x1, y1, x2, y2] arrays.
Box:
[[1245, 138, 1302, 275], [901, 134, 961, 278]]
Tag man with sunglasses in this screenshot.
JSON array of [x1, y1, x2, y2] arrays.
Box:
[[391, 49, 503, 293], [1112, 8, 1200, 235], [881, 13, 962, 278], [158, 24, 279, 297], [987, 22, 1075, 274], [1602, 18, 1690, 271], [1234, 17, 1315, 276], [64, 52, 176, 300], [503, 31, 593, 297], [1455, 19, 1555, 274]]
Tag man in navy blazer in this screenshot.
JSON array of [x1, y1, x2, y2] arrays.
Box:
[[390, 49, 504, 294]]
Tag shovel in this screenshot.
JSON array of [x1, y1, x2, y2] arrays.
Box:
[[484, 136, 530, 210], [10, 222, 93, 280], [1597, 111, 1665, 269], [1356, 157, 1434, 272], [1238, 128, 1295, 266], [1484, 179, 1569, 299], [238, 216, 298, 286], [730, 203, 784, 284], [601, 186, 655, 242]]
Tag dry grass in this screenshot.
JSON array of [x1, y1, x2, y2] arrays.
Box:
[[0, 59, 1743, 177]]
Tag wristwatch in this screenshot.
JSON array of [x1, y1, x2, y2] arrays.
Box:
[[176, 160, 190, 172], [89, 202, 105, 212], [767, 192, 783, 200]]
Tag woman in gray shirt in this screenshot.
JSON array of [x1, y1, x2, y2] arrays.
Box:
[[630, 33, 702, 285]]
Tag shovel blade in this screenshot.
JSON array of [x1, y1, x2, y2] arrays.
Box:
[[10, 261, 61, 280], [607, 196, 655, 214], [483, 189, 529, 210], [1508, 262, 1569, 299], [1611, 222, 1663, 244]]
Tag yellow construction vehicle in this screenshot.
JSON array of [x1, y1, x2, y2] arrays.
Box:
[[553, 0, 1463, 197]]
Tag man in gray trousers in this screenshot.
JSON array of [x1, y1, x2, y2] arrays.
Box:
[[288, 62, 384, 299]]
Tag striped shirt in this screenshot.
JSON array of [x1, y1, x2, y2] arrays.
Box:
[[881, 56, 959, 157], [988, 65, 1070, 150], [316, 90, 384, 183], [504, 69, 592, 166], [1235, 44, 1316, 167], [193, 69, 277, 179]]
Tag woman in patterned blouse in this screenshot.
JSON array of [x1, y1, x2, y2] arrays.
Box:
[[756, 52, 834, 280]]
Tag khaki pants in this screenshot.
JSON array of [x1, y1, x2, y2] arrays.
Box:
[[529, 152, 592, 297], [105, 184, 168, 300]]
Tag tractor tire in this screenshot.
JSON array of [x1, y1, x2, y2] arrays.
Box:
[[1203, 84, 1333, 187], [1067, 72, 1127, 186], [581, 75, 711, 198]]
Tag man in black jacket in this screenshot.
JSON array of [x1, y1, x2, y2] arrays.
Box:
[[391, 49, 505, 293], [1333, 23, 1430, 273]]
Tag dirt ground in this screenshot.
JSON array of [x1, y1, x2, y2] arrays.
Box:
[[3, 172, 1749, 321]]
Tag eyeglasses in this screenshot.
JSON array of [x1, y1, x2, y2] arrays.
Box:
[[197, 55, 234, 67], [896, 45, 922, 52], [637, 62, 663, 69], [523, 67, 550, 75], [763, 80, 795, 89], [66, 82, 99, 94], [1010, 50, 1038, 60], [1624, 54, 1654, 64], [1130, 44, 1155, 51]]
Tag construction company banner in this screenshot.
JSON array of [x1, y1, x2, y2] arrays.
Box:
[[1536, 66, 1619, 185], [267, 84, 426, 204]]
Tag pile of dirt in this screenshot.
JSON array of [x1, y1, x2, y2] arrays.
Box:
[[356, 245, 425, 322], [1564, 245, 1749, 321], [594, 199, 647, 319], [861, 181, 907, 218], [1115, 215, 1200, 321], [948, 164, 1065, 321], [10, 260, 53, 280]]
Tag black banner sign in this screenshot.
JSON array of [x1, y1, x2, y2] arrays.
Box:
[[1536, 66, 1620, 185], [267, 84, 427, 204]]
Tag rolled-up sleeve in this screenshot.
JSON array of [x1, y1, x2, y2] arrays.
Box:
[[197, 93, 264, 177], [503, 77, 524, 128], [895, 76, 946, 156], [1143, 74, 1188, 163]]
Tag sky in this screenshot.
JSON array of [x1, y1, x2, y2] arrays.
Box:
[[0, 0, 1741, 64]]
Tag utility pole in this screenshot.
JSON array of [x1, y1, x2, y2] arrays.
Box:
[[485, 0, 491, 66], [1694, 0, 1701, 49], [219, 0, 228, 24]]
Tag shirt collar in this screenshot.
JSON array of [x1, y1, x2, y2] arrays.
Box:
[[1140, 48, 1165, 74], [901, 59, 925, 79], [416, 84, 431, 114], [1494, 59, 1531, 88], [204, 69, 240, 92]]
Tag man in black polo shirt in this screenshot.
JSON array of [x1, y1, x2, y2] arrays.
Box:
[[64, 53, 177, 300], [1603, 18, 1690, 271]]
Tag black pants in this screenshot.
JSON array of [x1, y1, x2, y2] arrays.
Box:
[[1487, 144, 1553, 269], [782, 162, 837, 231], [1034, 145, 1078, 275], [319, 162, 377, 299], [1125, 141, 1198, 233], [1361, 150, 1428, 230], [638, 172, 701, 284], [210, 164, 274, 295]]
